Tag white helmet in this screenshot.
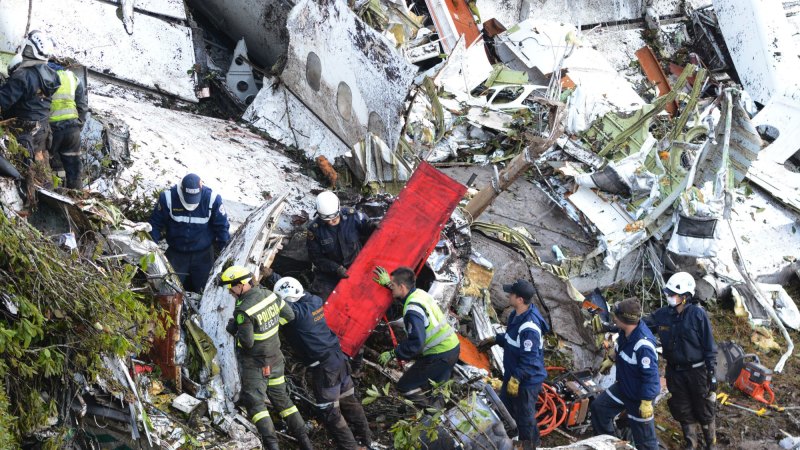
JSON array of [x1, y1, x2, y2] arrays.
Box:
[[7, 53, 22, 73], [664, 272, 696, 297], [274, 277, 304, 302], [315, 191, 340, 220], [22, 30, 54, 61]]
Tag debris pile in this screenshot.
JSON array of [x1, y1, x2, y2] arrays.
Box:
[[2, 0, 800, 448]]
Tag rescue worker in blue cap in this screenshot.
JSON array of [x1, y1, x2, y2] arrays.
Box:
[[591, 297, 660, 450], [274, 277, 373, 450], [644, 272, 717, 450], [306, 190, 374, 300], [374, 266, 460, 407], [149, 173, 230, 292], [477, 279, 549, 450]]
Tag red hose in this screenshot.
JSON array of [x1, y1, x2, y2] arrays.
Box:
[[532, 367, 569, 436]]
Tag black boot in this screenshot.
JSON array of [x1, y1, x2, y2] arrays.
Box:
[[701, 420, 717, 450], [520, 440, 536, 450], [285, 412, 314, 450], [681, 422, 699, 450], [262, 435, 280, 450], [256, 417, 281, 450], [339, 394, 372, 446]]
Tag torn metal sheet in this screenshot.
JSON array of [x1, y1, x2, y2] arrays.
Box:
[[424, 0, 481, 53], [746, 95, 800, 213], [433, 37, 494, 102], [0, 0, 197, 100], [244, 78, 352, 161], [495, 20, 644, 113], [475, 0, 679, 32], [278, 0, 417, 152], [714, 0, 800, 105], [346, 133, 413, 192], [199, 195, 287, 416], [690, 6, 734, 72], [225, 39, 260, 106], [759, 283, 800, 331]]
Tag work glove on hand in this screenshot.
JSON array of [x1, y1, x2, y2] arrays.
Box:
[[336, 265, 349, 279], [476, 336, 496, 353], [485, 377, 502, 391], [599, 356, 615, 375], [378, 349, 395, 367], [590, 315, 605, 334], [373, 266, 391, 287], [639, 400, 654, 419], [506, 377, 520, 397], [226, 318, 237, 336]]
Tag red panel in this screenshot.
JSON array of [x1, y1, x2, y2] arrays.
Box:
[[324, 162, 467, 356]]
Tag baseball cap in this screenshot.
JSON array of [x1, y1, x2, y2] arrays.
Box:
[[181, 173, 202, 205], [613, 298, 642, 325], [502, 279, 536, 301]]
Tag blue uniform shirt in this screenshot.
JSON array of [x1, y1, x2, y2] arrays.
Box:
[[282, 293, 342, 366], [614, 322, 660, 401], [148, 185, 230, 253], [645, 303, 716, 371], [496, 304, 549, 388], [306, 208, 372, 275]]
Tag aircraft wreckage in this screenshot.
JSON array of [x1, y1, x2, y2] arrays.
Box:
[[2, 0, 800, 447]]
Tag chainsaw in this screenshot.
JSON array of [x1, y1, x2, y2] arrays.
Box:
[[734, 357, 775, 405]]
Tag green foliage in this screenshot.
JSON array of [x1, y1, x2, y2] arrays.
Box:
[[0, 211, 162, 444]]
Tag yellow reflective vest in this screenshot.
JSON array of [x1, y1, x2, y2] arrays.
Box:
[[50, 70, 79, 123], [403, 289, 459, 356]]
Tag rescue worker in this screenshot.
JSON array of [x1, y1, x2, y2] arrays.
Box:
[[590, 298, 660, 450], [644, 273, 717, 450], [306, 190, 373, 299], [149, 173, 230, 292], [220, 266, 314, 450], [373, 266, 460, 407], [47, 61, 87, 189], [274, 277, 373, 450], [477, 280, 549, 450], [0, 30, 60, 196]]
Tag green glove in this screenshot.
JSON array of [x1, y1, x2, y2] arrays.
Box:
[[373, 266, 391, 287], [639, 400, 654, 419], [507, 377, 520, 397], [379, 349, 395, 366]]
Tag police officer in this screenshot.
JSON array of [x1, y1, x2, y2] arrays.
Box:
[[274, 277, 372, 450], [590, 298, 660, 450], [374, 266, 460, 407], [306, 191, 373, 299], [47, 61, 87, 189], [0, 30, 60, 195], [644, 273, 717, 450], [220, 266, 313, 450], [477, 280, 549, 450], [149, 173, 229, 292]]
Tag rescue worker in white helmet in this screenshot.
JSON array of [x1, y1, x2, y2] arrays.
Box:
[[219, 266, 313, 450], [0, 30, 60, 197], [275, 277, 373, 450], [306, 190, 374, 300], [644, 272, 717, 450]]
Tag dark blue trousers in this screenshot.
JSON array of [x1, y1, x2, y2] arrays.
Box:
[[590, 383, 658, 450], [500, 382, 541, 445], [166, 246, 214, 293]]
